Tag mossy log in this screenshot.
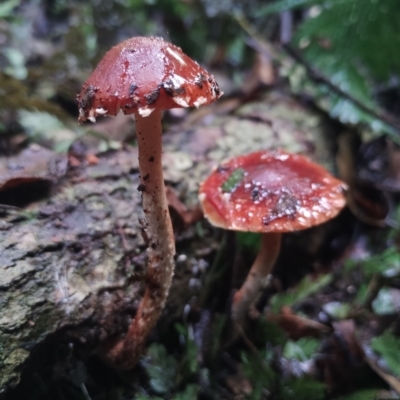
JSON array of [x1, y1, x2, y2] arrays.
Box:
[[0, 93, 335, 392]]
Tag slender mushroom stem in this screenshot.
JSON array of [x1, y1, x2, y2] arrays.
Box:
[[231, 232, 281, 326], [103, 109, 176, 369]]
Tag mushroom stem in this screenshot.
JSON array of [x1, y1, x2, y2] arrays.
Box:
[[103, 109, 175, 368], [231, 232, 281, 326]]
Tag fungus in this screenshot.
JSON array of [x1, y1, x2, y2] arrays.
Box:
[[77, 36, 222, 368], [199, 149, 346, 326]]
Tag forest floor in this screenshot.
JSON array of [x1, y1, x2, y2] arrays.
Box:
[[2, 1, 400, 400]]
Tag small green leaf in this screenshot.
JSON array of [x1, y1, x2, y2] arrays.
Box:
[[175, 323, 199, 379], [323, 301, 351, 320], [3, 48, 27, 80], [371, 329, 400, 377], [270, 274, 332, 313], [354, 284, 368, 306], [372, 288, 398, 315], [0, 0, 19, 19], [241, 351, 276, 400], [280, 377, 326, 400], [142, 344, 178, 394], [18, 110, 65, 140], [283, 338, 319, 361], [363, 248, 400, 278], [221, 168, 245, 193]]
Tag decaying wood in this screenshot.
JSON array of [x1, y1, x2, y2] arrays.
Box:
[[0, 92, 336, 392]]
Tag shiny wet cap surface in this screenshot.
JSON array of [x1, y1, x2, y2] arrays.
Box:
[[199, 149, 347, 233], [77, 36, 222, 123]]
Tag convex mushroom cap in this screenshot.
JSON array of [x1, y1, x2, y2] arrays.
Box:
[[199, 149, 347, 232], [76, 36, 222, 123]]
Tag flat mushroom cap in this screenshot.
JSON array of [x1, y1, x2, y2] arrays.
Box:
[[77, 36, 222, 123], [199, 149, 347, 233]]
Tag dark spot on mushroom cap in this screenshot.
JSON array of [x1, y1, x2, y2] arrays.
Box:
[[78, 85, 97, 109], [129, 84, 138, 97], [137, 183, 146, 192], [162, 79, 186, 97], [149, 156, 154, 162], [194, 74, 204, 88], [144, 87, 161, 105], [143, 173, 150, 181], [251, 187, 261, 202], [262, 190, 299, 225]]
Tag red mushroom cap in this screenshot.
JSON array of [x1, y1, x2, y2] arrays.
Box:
[[199, 149, 347, 233], [76, 36, 222, 123]]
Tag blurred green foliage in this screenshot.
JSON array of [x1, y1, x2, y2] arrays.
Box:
[[283, 337, 319, 360], [371, 329, 400, 377], [323, 301, 351, 319], [142, 343, 178, 394], [2, 0, 400, 144], [242, 346, 326, 400], [254, 0, 400, 136], [241, 351, 277, 400], [141, 324, 201, 397], [280, 377, 326, 400], [372, 288, 398, 315], [270, 273, 332, 312], [362, 248, 400, 278], [0, 0, 19, 18]]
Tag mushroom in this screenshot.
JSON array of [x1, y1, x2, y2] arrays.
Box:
[[199, 149, 347, 326], [76, 36, 222, 368]]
